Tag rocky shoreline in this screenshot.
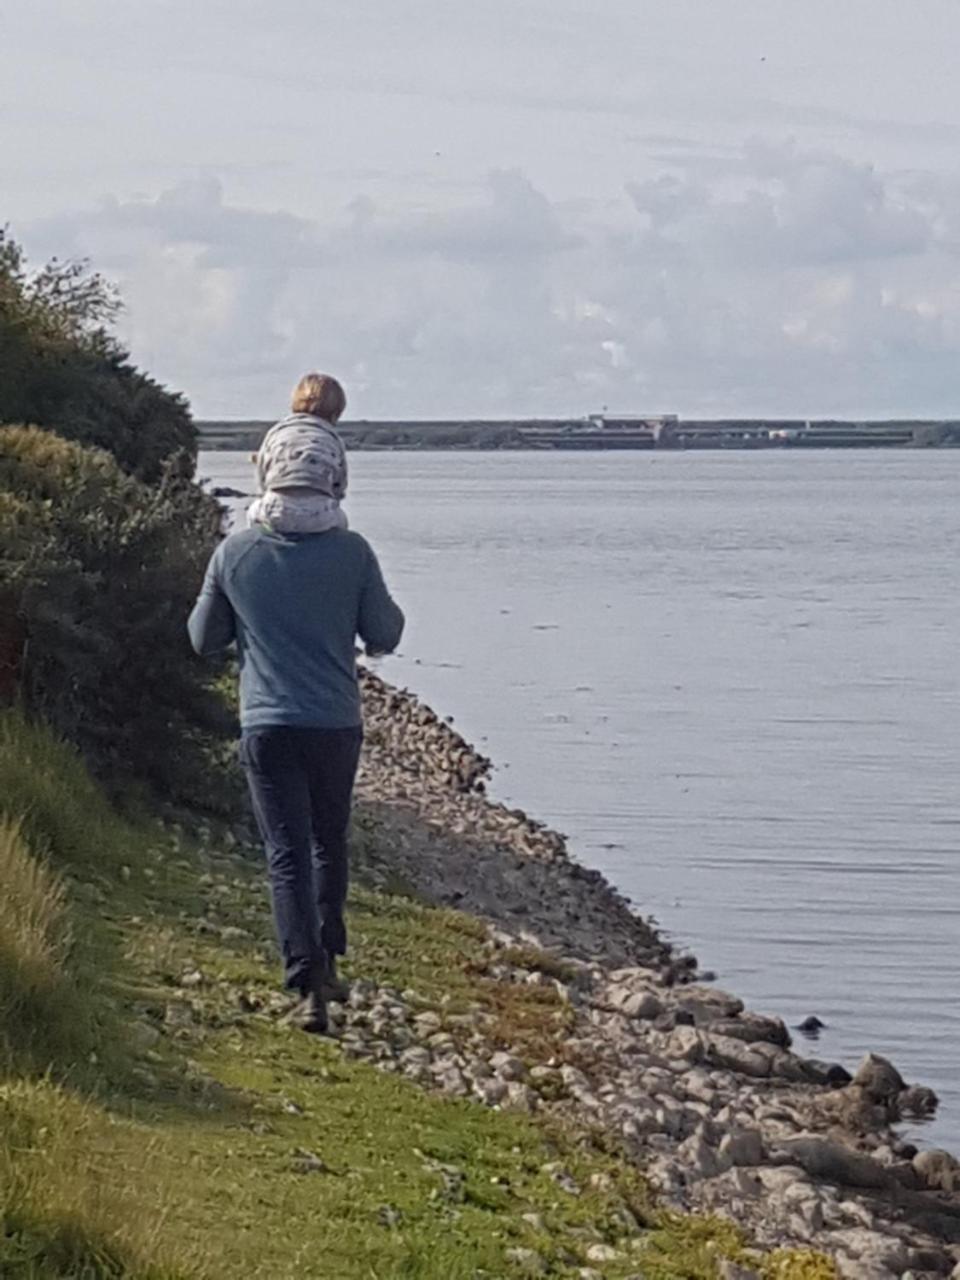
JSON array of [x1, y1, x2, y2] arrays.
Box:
[[344, 668, 960, 1278]]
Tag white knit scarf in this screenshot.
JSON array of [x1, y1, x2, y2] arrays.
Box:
[[247, 490, 348, 534], [247, 413, 348, 534]]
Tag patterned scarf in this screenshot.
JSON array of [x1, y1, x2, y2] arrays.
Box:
[[247, 414, 348, 534]]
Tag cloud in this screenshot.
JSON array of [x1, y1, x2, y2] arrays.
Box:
[[20, 143, 960, 418]]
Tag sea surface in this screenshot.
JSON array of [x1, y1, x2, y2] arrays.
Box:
[[202, 448, 960, 1151]]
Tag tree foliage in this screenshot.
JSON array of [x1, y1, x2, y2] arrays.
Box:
[[0, 230, 238, 807], [0, 228, 195, 482]]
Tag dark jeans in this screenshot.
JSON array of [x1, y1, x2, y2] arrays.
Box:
[[240, 725, 363, 994]]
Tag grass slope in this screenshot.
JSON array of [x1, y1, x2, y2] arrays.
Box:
[[0, 712, 835, 1279]]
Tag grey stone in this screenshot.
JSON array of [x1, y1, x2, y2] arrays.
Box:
[[607, 985, 663, 1020], [701, 1033, 773, 1078], [775, 1136, 894, 1190], [718, 1264, 762, 1280], [542, 1162, 581, 1195], [477, 1078, 509, 1106], [668, 1026, 704, 1063], [585, 1243, 620, 1262], [290, 1147, 331, 1175], [377, 1204, 402, 1227], [652, 1104, 685, 1139], [898, 1084, 939, 1117], [560, 1064, 591, 1090], [708, 1012, 790, 1048], [490, 1050, 526, 1081], [913, 1148, 960, 1192], [505, 1082, 538, 1111], [832, 1228, 910, 1274], [412, 1010, 442, 1036], [677, 1131, 730, 1181], [755, 1165, 815, 1194], [677, 986, 745, 1019], [164, 1002, 194, 1028], [852, 1052, 905, 1103], [129, 1021, 161, 1052], [802, 1058, 853, 1087], [504, 1247, 546, 1274], [682, 1068, 718, 1105], [719, 1128, 764, 1167], [434, 1065, 468, 1096]]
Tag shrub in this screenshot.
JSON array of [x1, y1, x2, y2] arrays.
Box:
[[0, 229, 236, 806], [0, 428, 237, 808], [0, 227, 195, 482]]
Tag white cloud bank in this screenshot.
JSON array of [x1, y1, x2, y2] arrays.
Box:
[[23, 140, 960, 419]]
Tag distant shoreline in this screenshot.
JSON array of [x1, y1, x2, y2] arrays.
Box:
[[198, 415, 960, 452]]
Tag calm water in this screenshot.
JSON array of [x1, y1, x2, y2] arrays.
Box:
[[202, 448, 960, 1151]]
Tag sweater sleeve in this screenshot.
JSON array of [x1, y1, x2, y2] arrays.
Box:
[[187, 546, 236, 656], [358, 544, 404, 655]]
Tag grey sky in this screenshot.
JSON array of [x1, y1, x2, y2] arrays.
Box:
[[5, 1, 960, 418]]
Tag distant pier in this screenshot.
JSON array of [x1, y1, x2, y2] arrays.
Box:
[[198, 414, 960, 452]]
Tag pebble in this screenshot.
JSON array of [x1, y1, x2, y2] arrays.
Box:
[[853, 1053, 905, 1103], [504, 1247, 546, 1274], [585, 1243, 620, 1262], [490, 1050, 526, 1081], [541, 1163, 581, 1196], [129, 1021, 161, 1052], [477, 1078, 509, 1106], [718, 1264, 762, 1280], [290, 1148, 330, 1175], [719, 1128, 764, 1167], [913, 1148, 959, 1192]]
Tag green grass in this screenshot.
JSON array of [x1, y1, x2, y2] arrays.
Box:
[[0, 710, 837, 1279]]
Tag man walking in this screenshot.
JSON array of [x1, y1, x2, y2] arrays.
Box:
[[188, 373, 404, 1032]]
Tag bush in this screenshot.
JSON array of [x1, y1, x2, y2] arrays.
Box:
[[0, 229, 236, 806], [0, 228, 195, 482], [0, 428, 237, 808]]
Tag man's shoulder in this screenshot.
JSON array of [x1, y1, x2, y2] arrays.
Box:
[[333, 528, 372, 553], [220, 526, 264, 553], [215, 526, 266, 570], [302, 528, 374, 567], [217, 525, 373, 566]]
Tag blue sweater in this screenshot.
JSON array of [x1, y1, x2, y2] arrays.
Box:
[[188, 527, 404, 730]]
